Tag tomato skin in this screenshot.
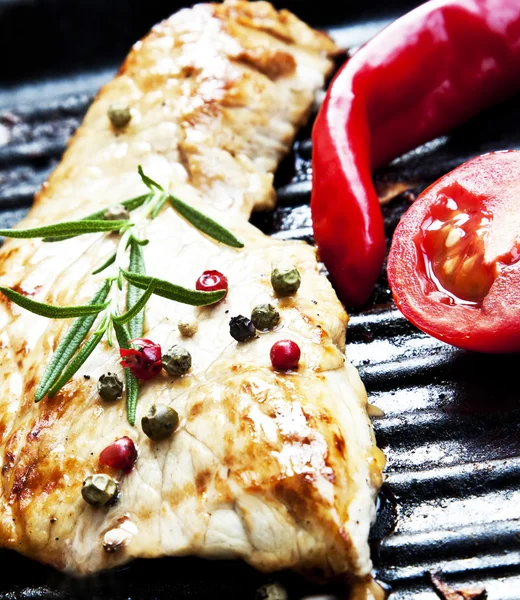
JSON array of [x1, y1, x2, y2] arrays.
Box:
[[388, 151, 520, 354], [311, 0, 520, 306]]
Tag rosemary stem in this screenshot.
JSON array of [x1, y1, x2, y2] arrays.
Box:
[[110, 227, 134, 317], [20, 166, 242, 426]]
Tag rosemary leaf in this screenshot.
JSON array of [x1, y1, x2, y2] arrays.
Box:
[[113, 319, 132, 349], [121, 270, 226, 306], [127, 238, 147, 338], [106, 194, 149, 215], [0, 286, 109, 318], [151, 193, 169, 220], [169, 196, 244, 248], [113, 322, 139, 426], [138, 165, 163, 192], [47, 331, 104, 397], [125, 370, 139, 426], [43, 194, 149, 242], [113, 281, 155, 325], [35, 281, 111, 402], [75, 195, 149, 222], [0, 220, 128, 240], [92, 251, 117, 275]]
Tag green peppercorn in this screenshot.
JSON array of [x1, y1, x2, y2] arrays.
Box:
[[141, 405, 179, 441], [271, 264, 301, 296], [108, 104, 132, 129], [82, 474, 118, 507], [162, 345, 192, 376], [229, 315, 256, 342], [103, 204, 130, 221], [97, 372, 124, 401], [255, 583, 288, 600], [251, 303, 280, 331]]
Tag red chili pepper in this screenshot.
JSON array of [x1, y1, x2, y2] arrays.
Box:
[[99, 436, 138, 473], [120, 338, 162, 381], [311, 0, 520, 306]]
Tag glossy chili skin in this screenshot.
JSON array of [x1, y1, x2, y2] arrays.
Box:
[[311, 0, 520, 306]]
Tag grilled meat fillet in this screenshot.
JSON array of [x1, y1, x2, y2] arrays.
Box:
[[0, 0, 384, 579]]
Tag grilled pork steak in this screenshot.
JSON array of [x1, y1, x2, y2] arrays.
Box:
[[0, 0, 383, 580]]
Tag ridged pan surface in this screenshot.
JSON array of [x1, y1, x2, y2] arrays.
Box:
[[0, 0, 519, 598]]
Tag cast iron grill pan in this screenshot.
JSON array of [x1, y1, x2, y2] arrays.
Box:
[[0, 1, 519, 597]]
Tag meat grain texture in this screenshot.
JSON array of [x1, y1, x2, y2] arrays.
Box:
[[0, 0, 384, 581]]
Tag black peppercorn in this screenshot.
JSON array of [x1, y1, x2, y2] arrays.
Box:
[[229, 315, 256, 342]]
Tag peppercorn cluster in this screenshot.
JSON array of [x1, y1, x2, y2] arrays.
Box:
[[84, 263, 303, 512]]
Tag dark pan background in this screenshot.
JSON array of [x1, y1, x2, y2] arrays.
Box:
[[1, 0, 520, 598]]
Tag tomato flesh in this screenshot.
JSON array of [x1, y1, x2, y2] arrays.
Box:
[[420, 190, 497, 304], [388, 151, 520, 353]]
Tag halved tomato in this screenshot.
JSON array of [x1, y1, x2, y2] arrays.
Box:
[[387, 151, 520, 353]]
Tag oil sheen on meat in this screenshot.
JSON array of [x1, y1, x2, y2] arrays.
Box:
[[0, 0, 384, 580]]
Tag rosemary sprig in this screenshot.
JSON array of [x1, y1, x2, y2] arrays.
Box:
[[137, 167, 244, 247], [0, 166, 243, 425], [127, 237, 147, 338], [0, 286, 108, 318], [43, 194, 149, 243], [113, 322, 139, 426], [170, 196, 244, 248], [151, 194, 169, 220], [35, 281, 111, 402], [121, 270, 226, 305], [92, 251, 117, 275], [113, 281, 156, 325], [138, 165, 163, 192], [0, 220, 128, 239], [92, 235, 149, 276], [47, 331, 104, 398]]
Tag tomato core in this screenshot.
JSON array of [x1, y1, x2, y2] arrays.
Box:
[[419, 192, 496, 305]]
